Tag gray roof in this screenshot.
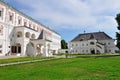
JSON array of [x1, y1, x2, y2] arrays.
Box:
[[71, 32, 113, 42], [37, 30, 45, 40]]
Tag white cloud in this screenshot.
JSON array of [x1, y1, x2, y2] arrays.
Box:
[[5, 0, 120, 36]]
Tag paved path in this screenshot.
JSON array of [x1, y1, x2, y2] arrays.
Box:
[[0, 58, 57, 67], [0, 56, 23, 59], [0, 55, 75, 67]]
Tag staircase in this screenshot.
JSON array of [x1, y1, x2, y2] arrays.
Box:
[[96, 42, 105, 53]]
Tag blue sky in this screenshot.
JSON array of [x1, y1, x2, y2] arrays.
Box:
[[4, 0, 120, 42]]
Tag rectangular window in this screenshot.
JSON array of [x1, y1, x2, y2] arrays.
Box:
[[9, 15, 13, 21], [82, 44, 84, 46], [24, 22, 27, 26], [29, 24, 31, 27], [72, 44, 74, 46], [0, 45, 2, 54], [76, 44, 78, 46], [18, 19, 21, 25], [82, 50, 84, 53], [0, 11, 2, 17], [108, 42, 110, 45], [0, 45, 2, 48], [0, 8, 3, 18], [0, 50, 2, 53], [0, 25, 3, 35]]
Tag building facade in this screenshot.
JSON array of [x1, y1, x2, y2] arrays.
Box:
[[69, 32, 118, 54], [0, 1, 61, 56]]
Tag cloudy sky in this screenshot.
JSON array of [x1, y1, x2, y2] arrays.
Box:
[[4, 0, 120, 42]]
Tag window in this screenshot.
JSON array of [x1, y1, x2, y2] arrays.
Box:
[[17, 32, 22, 37], [24, 19, 27, 26], [76, 50, 77, 53], [29, 23, 31, 27], [18, 19, 21, 25], [25, 32, 30, 38], [0, 8, 3, 18], [24, 22, 27, 26], [0, 45, 2, 53], [0, 25, 3, 35], [108, 42, 110, 45], [0, 45, 2, 48], [82, 50, 84, 53], [109, 50, 111, 53], [90, 42, 94, 45], [33, 26, 35, 29], [76, 44, 78, 46], [82, 44, 84, 46], [86, 50, 88, 53], [104, 43, 106, 45], [72, 44, 74, 46], [31, 34, 36, 39], [0, 10, 2, 17], [0, 50, 2, 53], [9, 15, 13, 21]]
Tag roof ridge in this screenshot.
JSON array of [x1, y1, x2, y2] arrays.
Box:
[[71, 31, 113, 42]]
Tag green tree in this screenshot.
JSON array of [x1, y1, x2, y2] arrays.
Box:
[[61, 39, 68, 49], [115, 13, 120, 49]]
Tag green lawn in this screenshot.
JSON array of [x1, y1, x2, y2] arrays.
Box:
[[0, 56, 120, 80]]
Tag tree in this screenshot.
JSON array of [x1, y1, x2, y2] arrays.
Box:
[[61, 39, 68, 49], [115, 13, 120, 49]]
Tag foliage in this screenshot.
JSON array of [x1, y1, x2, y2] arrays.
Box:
[[0, 56, 120, 80], [61, 39, 68, 49], [116, 14, 120, 30], [115, 13, 120, 49]]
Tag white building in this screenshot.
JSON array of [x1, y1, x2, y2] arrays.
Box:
[[0, 1, 61, 56], [69, 32, 118, 54]]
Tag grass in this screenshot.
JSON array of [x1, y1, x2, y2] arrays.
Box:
[[0, 56, 120, 80]]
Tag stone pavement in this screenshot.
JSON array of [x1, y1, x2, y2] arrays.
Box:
[[0, 58, 57, 67], [0, 56, 23, 59]]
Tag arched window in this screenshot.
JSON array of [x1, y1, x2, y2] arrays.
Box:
[[17, 31, 22, 37], [25, 32, 30, 38], [31, 34, 36, 39]]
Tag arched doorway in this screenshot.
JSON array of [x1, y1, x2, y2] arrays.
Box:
[[26, 42, 36, 56], [16, 43, 21, 53], [36, 44, 42, 56], [11, 43, 21, 55], [91, 49, 95, 54]]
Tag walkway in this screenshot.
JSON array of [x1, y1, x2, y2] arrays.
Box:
[[0, 58, 57, 67], [0, 56, 23, 59]]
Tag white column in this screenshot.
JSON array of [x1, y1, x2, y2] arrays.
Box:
[[43, 43, 48, 57]]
